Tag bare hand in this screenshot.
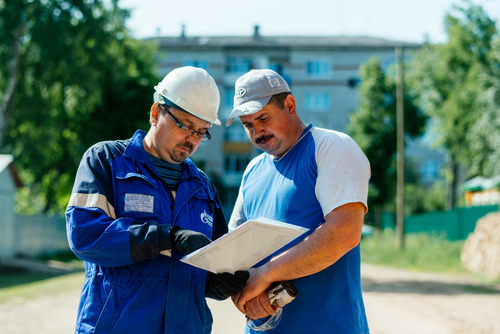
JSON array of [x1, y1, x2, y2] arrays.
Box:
[[244, 292, 276, 320], [232, 267, 272, 314]]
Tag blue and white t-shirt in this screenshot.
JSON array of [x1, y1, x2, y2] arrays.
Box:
[[229, 123, 371, 333]]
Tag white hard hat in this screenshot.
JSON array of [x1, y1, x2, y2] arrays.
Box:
[[154, 66, 221, 125]]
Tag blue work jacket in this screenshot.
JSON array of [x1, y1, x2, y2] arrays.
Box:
[[66, 130, 227, 334]]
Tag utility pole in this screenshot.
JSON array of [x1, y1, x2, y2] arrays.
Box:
[[396, 46, 405, 250]]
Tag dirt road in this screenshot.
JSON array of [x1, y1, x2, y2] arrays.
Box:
[[1, 263, 499, 333], [360, 263, 500, 334]]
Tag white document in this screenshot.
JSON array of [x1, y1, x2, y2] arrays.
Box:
[[180, 217, 309, 274]]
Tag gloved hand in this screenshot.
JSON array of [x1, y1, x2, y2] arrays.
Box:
[[170, 226, 211, 254], [206, 271, 250, 300]]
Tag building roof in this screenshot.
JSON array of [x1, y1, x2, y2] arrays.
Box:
[[144, 27, 421, 50], [0, 154, 23, 188], [0, 154, 13, 172], [462, 175, 500, 192]]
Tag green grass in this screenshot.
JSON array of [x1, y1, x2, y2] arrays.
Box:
[[36, 251, 86, 269], [0, 252, 85, 304], [0, 265, 59, 289], [361, 230, 468, 275], [0, 270, 84, 304]]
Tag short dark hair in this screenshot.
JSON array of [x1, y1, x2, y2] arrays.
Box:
[[268, 92, 291, 109], [157, 103, 169, 116]]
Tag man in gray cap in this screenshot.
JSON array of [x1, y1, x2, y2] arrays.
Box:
[[227, 69, 371, 333]]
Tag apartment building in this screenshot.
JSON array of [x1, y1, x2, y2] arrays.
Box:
[[145, 26, 434, 212]]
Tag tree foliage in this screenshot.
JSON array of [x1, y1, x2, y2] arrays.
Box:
[[385, 182, 447, 216], [0, 0, 159, 213], [407, 0, 499, 207], [467, 37, 500, 177], [348, 57, 426, 224]]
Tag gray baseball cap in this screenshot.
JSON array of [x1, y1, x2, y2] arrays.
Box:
[[225, 69, 290, 126]]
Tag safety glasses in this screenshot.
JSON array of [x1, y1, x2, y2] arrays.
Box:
[[166, 109, 211, 141]]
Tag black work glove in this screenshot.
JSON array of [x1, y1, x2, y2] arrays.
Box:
[[206, 270, 250, 300], [170, 226, 211, 254]]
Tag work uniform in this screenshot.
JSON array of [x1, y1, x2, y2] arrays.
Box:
[[66, 130, 227, 334], [229, 124, 371, 333]]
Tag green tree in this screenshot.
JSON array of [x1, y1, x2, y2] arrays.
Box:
[[407, 0, 498, 208], [0, 0, 159, 213], [385, 182, 447, 216], [348, 57, 426, 228], [468, 37, 500, 177]]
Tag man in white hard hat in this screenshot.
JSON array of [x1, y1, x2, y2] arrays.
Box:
[[226, 69, 371, 333], [66, 66, 248, 334]]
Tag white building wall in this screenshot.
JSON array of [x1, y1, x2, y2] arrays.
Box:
[[15, 215, 69, 257], [0, 168, 16, 258], [147, 35, 441, 197]]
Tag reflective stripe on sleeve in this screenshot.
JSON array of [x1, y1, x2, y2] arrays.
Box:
[[68, 193, 116, 219]]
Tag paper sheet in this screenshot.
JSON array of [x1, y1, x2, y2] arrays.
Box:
[[180, 217, 309, 274]]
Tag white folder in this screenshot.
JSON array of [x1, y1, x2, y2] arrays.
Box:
[[180, 217, 309, 274]]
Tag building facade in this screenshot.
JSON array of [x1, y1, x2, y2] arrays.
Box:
[[0, 154, 23, 258], [145, 26, 437, 213]]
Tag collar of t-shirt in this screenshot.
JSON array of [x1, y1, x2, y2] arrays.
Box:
[[274, 123, 313, 162], [145, 151, 183, 190]]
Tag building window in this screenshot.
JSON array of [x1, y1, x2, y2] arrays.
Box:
[[347, 78, 360, 89], [225, 88, 235, 109], [226, 57, 252, 73], [421, 160, 439, 182], [269, 63, 283, 74], [184, 60, 208, 70], [305, 92, 330, 112], [306, 61, 330, 77], [225, 125, 248, 141], [225, 155, 251, 173]]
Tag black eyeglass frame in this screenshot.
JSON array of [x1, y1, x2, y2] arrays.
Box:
[[166, 109, 211, 141]]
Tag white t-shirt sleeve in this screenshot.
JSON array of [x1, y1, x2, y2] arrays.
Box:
[[314, 128, 371, 217]]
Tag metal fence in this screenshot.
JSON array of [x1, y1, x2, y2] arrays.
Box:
[[381, 205, 499, 241], [15, 214, 70, 257]]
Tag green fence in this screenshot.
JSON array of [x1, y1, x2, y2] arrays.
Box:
[[381, 205, 498, 241]]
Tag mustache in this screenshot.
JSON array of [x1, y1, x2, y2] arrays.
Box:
[[255, 135, 273, 144], [180, 142, 193, 152]]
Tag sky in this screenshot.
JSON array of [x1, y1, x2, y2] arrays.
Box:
[[119, 0, 500, 43]]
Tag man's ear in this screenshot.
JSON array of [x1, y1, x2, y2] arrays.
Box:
[[150, 103, 160, 125], [284, 94, 296, 113]]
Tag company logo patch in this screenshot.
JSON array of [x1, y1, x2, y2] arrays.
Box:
[[236, 87, 247, 97], [269, 78, 281, 88], [201, 210, 213, 227]]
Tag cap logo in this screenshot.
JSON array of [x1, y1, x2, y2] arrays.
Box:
[[236, 87, 247, 97], [269, 78, 281, 88]]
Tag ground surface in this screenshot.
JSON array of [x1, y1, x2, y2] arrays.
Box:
[[1, 262, 499, 333]]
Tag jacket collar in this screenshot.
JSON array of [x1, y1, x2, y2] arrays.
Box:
[[124, 130, 203, 182], [123, 130, 150, 164]]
